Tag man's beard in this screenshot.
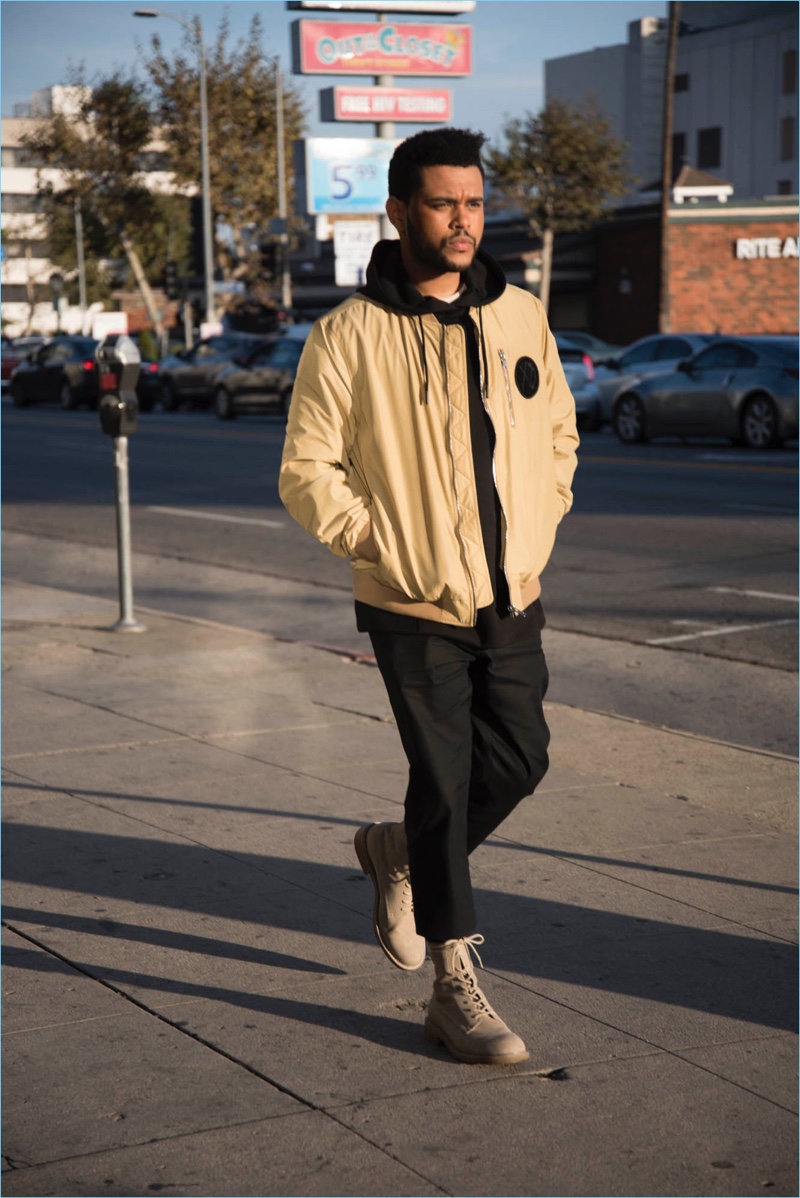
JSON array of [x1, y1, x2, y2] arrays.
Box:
[[405, 211, 477, 275]]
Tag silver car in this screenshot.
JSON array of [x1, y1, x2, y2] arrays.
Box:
[[595, 333, 713, 424], [555, 334, 603, 432], [612, 336, 799, 449]]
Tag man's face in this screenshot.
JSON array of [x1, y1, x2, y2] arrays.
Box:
[[399, 164, 485, 277]]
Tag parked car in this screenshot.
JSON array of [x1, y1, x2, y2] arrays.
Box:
[[10, 335, 162, 411], [11, 336, 103, 409], [611, 335, 799, 449], [213, 325, 315, 420], [555, 330, 624, 365], [2, 336, 48, 389], [158, 333, 264, 410], [595, 333, 714, 423], [554, 334, 603, 431]]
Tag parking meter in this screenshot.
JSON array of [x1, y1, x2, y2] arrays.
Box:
[[96, 333, 141, 437], [95, 333, 146, 632]]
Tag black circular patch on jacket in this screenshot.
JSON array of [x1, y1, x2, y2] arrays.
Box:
[[514, 356, 540, 398]]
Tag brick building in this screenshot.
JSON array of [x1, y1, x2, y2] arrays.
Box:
[[590, 195, 798, 344]]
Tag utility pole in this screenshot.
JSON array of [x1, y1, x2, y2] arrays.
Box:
[[275, 58, 293, 310], [74, 196, 87, 333], [658, 0, 681, 333]]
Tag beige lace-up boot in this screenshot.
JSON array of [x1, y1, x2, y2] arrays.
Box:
[[354, 822, 426, 971], [424, 935, 529, 1064]]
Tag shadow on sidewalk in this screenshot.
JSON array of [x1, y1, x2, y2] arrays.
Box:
[[3, 819, 796, 1033]]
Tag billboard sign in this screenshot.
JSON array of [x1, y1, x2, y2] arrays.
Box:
[[302, 137, 401, 214], [322, 85, 452, 123], [292, 19, 472, 76]]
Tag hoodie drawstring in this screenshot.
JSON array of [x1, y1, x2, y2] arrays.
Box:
[[477, 306, 490, 402], [417, 315, 430, 405]]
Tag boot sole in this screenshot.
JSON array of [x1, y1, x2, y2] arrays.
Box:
[[423, 1018, 530, 1066], [354, 824, 425, 972]]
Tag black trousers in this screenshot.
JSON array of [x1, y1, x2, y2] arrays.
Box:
[[368, 629, 550, 942]]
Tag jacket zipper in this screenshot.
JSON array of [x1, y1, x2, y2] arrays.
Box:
[[442, 324, 478, 625], [473, 320, 523, 618], [498, 349, 515, 427]]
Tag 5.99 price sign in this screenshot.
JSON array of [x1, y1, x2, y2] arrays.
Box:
[[304, 138, 401, 215]]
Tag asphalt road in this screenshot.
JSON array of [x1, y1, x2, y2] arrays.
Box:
[[3, 404, 798, 754]]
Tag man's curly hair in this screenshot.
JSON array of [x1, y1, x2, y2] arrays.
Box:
[[388, 127, 487, 203]]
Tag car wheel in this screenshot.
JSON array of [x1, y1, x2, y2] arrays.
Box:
[[613, 393, 648, 444], [214, 387, 235, 421], [11, 381, 28, 408], [740, 393, 779, 450], [160, 379, 178, 412], [59, 379, 77, 410]]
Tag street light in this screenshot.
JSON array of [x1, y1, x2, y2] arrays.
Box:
[[134, 8, 215, 328]]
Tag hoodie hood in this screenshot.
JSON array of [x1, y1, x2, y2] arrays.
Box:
[[359, 239, 506, 315]]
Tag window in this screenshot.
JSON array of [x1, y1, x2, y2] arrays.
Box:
[[1, 146, 35, 167], [692, 343, 756, 371], [697, 127, 722, 170], [621, 340, 661, 367], [268, 343, 303, 369], [656, 338, 695, 360], [674, 73, 690, 92], [778, 179, 794, 195], [783, 49, 797, 96], [780, 117, 796, 163], [1, 193, 43, 214], [672, 132, 687, 167]]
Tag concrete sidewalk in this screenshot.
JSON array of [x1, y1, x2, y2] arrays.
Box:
[[2, 577, 797, 1197]]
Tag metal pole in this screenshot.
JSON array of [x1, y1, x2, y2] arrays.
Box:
[[74, 196, 87, 333], [376, 13, 396, 242], [197, 19, 215, 327], [275, 58, 293, 310], [658, 1, 681, 334], [110, 436, 146, 632]]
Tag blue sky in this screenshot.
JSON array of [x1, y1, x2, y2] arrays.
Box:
[[1, 0, 666, 143]]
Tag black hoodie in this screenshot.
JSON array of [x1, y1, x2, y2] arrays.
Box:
[[354, 240, 544, 647]]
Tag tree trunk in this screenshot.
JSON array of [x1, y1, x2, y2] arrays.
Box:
[[118, 228, 164, 340], [539, 226, 554, 315], [658, 1, 681, 333]]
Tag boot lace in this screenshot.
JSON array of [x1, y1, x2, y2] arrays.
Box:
[[453, 935, 497, 1020]]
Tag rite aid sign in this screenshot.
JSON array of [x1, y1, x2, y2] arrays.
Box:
[[735, 236, 799, 260], [292, 20, 473, 76]]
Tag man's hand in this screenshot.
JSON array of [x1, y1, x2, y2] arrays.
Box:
[[355, 519, 379, 563]]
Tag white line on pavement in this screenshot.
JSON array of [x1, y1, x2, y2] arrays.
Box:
[[708, 586, 799, 604], [146, 505, 284, 529], [647, 618, 796, 646]]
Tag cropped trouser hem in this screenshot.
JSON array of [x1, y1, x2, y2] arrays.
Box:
[[369, 629, 550, 943]]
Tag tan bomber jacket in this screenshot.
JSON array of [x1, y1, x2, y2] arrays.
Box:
[[279, 284, 579, 628]]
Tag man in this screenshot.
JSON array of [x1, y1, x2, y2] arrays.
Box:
[[280, 128, 578, 1066]]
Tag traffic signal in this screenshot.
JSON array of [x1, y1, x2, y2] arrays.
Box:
[[164, 260, 179, 300], [260, 243, 277, 279]]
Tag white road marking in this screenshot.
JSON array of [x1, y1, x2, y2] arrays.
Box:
[[647, 618, 796, 646], [708, 586, 799, 604], [147, 505, 284, 529]]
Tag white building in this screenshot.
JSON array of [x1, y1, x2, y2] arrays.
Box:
[[545, 1, 798, 200], [2, 86, 184, 337]]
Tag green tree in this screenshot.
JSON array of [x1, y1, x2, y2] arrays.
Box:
[[485, 99, 632, 314], [144, 12, 307, 289], [24, 70, 189, 335]]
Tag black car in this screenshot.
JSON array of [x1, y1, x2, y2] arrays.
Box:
[[158, 333, 264, 410], [10, 335, 163, 412], [11, 336, 102, 409], [213, 329, 313, 420]]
